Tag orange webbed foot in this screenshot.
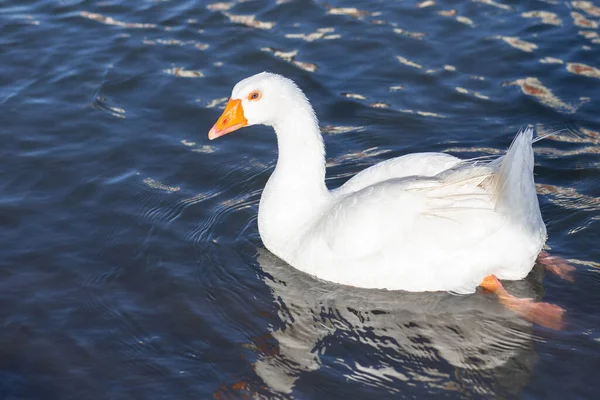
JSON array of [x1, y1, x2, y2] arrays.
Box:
[[538, 250, 576, 283], [479, 274, 565, 330], [515, 298, 565, 331]]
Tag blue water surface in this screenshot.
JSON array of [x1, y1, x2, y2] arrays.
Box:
[[1, 0, 600, 398]]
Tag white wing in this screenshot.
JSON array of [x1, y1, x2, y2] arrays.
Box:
[[315, 168, 499, 260], [333, 152, 461, 197]]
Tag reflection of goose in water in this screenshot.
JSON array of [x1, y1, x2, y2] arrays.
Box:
[[252, 248, 542, 397]]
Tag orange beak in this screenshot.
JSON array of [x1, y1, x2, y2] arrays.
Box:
[[208, 98, 248, 140]]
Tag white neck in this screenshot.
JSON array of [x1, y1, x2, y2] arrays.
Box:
[[272, 106, 328, 196], [257, 99, 331, 260]]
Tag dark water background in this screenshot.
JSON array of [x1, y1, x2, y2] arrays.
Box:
[[2, 0, 600, 398]]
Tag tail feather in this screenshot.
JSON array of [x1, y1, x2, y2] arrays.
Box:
[[489, 128, 546, 237]]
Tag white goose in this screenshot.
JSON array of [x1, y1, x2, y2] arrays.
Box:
[[208, 72, 569, 328]]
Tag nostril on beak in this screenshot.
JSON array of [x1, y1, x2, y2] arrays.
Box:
[[222, 117, 229, 125]]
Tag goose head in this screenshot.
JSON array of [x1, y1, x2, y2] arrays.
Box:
[[208, 72, 309, 140]]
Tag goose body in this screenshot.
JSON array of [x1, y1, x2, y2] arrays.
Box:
[[208, 72, 547, 294]]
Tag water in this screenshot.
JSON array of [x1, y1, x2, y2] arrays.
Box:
[[2, 0, 600, 398]]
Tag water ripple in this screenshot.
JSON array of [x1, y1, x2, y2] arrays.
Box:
[[2, 0, 600, 397], [507, 77, 580, 113], [80, 11, 157, 29]]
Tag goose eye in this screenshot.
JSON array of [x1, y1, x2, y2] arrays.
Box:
[[248, 91, 261, 101]]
